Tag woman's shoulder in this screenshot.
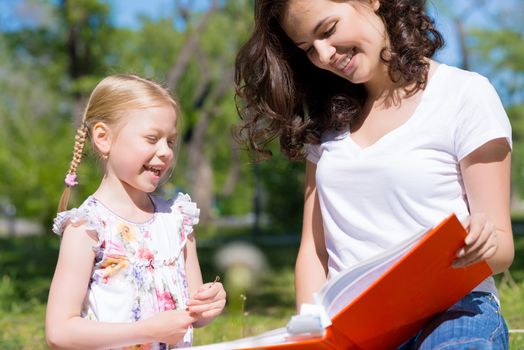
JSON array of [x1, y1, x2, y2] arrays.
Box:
[[435, 63, 494, 92], [426, 63, 501, 112]]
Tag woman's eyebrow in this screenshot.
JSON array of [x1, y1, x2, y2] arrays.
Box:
[[295, 16, 330, 46]]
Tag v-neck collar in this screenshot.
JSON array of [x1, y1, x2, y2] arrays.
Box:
[[345, 63, 445, 153]]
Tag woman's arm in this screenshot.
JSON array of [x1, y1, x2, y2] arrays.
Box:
[[45, 225, 194, 349], [457, 138, 514, 274], [295, 161, 329, 310], [185, 234, 226, 327]]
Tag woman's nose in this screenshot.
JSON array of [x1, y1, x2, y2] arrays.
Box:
[[313, 40, 335, 66]]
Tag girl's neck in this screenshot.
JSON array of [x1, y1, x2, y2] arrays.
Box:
[[93, 176, 155, 221]]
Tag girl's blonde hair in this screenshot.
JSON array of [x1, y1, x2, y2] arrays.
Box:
[[57, 74, 179, 213]]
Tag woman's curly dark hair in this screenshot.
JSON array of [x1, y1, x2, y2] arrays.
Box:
[[234, 0, 444, 161]]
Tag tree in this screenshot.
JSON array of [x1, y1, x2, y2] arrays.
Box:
[[0, 0, 116, 226], [1, 0, 305, 234], [467, 5, 524, 202]]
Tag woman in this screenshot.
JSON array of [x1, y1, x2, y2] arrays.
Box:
[[234, 0, 513, 348]]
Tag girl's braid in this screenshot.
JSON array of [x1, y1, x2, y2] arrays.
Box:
[[57, 120, 88, 212], [67, 122, 88, 178]]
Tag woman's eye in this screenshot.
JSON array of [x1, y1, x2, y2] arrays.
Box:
[[324, 22, 337, 37]]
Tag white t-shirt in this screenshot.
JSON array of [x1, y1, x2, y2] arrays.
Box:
[[307, 64, 512, 294]]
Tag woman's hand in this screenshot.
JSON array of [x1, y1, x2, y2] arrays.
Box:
[[186, 280, 226, 326], [453, 213, 499, 268]]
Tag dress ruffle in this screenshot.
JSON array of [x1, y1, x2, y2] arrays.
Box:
[[172, 192, 200, 241], [52, 205, 102, 236]]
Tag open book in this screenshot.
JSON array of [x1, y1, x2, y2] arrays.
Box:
[[180, 214, 492, 350]]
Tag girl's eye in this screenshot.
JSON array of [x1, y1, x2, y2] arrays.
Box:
[[167, 140, 176, 148], [146, 136, 158, 143]]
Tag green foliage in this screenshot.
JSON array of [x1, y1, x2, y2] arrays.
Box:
[[258, 149, 306, 235], [506, 104, 524, 197], [470, 28, 524, 73], [469, 20, 524, 203], [0, 36, 74, 223], [0, 0, 258, 227], [0, 304, 46, 350], [0, 235, 59, 309], [107, 19, 182, 80], [0, 0, 121, 223]]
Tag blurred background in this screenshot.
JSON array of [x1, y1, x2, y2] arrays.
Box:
[[0, 0, 523, 348]]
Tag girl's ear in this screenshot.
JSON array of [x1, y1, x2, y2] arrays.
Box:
[[371, 0, 380, 11], [92, 122, 113, 156]]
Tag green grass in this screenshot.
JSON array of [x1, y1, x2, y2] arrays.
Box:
[[0, 233, 523, 349]]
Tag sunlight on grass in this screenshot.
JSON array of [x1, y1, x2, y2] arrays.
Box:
[[0, 304, 46, 350], [194, 267, 296, 345], [499, 278, 524, 349]]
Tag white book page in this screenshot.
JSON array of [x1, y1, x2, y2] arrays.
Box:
[[316, 227, 428, 318], [176, 225, 438, 349], [176, 327, 302, 350]]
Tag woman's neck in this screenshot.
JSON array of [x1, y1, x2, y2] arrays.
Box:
[[364, 59, 435, 109]]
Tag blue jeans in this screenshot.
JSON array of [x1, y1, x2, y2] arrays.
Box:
[[398, 292, 509, 350]]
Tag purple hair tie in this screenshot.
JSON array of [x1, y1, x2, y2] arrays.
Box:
[[65, 173, 78, 187]]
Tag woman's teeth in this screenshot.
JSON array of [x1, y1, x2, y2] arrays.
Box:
[[337, 49, 355, 70]]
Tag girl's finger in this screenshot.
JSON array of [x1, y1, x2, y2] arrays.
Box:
[[187, 289, 226, 306], [193, 283, 224, 300], [187, 300, 226, 314]]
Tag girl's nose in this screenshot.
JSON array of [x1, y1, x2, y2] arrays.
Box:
[[157, 139, 173, 158], [313, 40, 335, 66]]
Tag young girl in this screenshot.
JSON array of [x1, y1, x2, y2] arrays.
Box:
[[235, 0, 513, 348], [45, 74, 226, 349]]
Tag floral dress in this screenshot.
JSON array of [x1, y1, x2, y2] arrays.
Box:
[[53, 193, 200, 350]]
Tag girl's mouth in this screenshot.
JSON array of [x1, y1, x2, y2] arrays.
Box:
[[143, 165, 162, 177]]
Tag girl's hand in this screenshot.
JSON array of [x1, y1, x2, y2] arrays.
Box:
[[186, 280, 226, 320], [139, 309, 196, 344], [453, 213, 498, 268]]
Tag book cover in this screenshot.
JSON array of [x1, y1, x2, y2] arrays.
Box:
[[182, 213, 492, 350]]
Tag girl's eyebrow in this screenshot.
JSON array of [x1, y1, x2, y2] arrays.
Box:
[[295, 16, 331, 46]]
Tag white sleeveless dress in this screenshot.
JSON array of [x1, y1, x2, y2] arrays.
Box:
[[53, 193, 200, 350]]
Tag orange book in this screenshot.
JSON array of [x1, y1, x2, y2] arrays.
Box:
[[182, 214, 492, 350]]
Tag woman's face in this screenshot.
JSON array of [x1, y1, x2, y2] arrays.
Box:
[[281, 0, 388, 86]]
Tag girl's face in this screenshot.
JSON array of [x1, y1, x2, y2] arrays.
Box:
[[104, 105, 178, 194], [281, 0, 388, 86]]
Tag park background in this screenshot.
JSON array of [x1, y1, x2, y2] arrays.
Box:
[[0, 0, 523, 348]]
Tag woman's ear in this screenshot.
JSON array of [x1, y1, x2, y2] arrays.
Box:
[[92, 122, 112, 156], [371, 0, 380, 11]]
